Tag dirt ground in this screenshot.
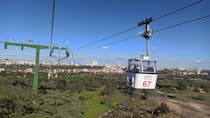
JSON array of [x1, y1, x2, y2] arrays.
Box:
[[150, 91, 210, 118]]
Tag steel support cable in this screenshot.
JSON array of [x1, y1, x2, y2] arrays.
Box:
[[74, 0, 204, 51], [75, 26, 138, 50], [50, 0, 55, 50], [101, 35, 139, 47], [153, 14, 210, 32], [153, 0, 205, 21], [83, 35, 139, 52], [91, 14, 210, 49]]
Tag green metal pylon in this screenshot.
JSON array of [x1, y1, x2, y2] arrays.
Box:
[[4, 42, 69, 94], [33, 48, 40, 94]]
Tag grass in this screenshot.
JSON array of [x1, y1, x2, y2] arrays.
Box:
[[172, 90, 210, 106], [0, 77, 8, 82], [72, 87, 124, 118], [84, 99, 109, 118], [73, 87, 109, 118]]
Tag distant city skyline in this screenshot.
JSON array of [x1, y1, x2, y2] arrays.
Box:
[[0, 0, 210, 69]]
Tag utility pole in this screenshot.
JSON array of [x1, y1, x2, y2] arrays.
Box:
[[4, 42, 69, 94]]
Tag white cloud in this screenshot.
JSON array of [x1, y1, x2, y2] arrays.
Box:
[[100, 46, 109, 49], [194, 59, 203, 63]]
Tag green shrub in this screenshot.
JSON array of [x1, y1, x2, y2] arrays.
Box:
[[177, 81, 188, 91], [79, 96, 86, 101], [100, 85, 116, 96], [191, 95, 205, 101], [193, 87, 200, 92]]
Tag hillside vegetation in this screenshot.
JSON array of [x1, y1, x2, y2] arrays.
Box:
[[0, 72, 210, 118]]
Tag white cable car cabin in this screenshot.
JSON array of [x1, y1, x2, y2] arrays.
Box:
[[126, 56, 158, 89], [126, 17, 158, 89]]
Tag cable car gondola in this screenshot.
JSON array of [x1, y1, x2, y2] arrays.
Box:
[[126, 56, 158, 89], [126, 17, 158, 89]]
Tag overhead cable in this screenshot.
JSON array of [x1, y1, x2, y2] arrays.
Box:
[[101, 35, 139, 47], [75, 26, 138, 50], [82, 35, 139, 52], [50, 0, 56, 49], [154, 14, 210, 32], [74, 0, 204, 50], [95, 14, 210, 48], [153, 0, 205, 21]]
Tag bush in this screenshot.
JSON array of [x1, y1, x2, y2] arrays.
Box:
[[193, 87, 200, 92], [100, 99, 110, 105], [100, 85, 116, 96], [177, 81, 188, 91], [203, 87, 210, 93], [154, 102, 169, 116], [159, 103, 170, 113], [191, 95, 205, 101], [78, 96, 86, 101], [0, 98, 16, 117], [57, 80, 67, 90]]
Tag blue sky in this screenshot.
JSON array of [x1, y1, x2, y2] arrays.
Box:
[[0, 0, 210, 69]]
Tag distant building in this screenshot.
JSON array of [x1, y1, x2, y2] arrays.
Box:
[[28, 40, 33, 44], [200, 71, 208, 76], [25, 68, 33, 73], [89, 59, 98, 67], [0, 68, 5, 73]]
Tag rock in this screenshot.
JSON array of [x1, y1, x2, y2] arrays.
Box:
[[104, 112, 108, 116], [118, 105, 123, 110], [108, 110, 112, 113], [153, 109, 161, 116]]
